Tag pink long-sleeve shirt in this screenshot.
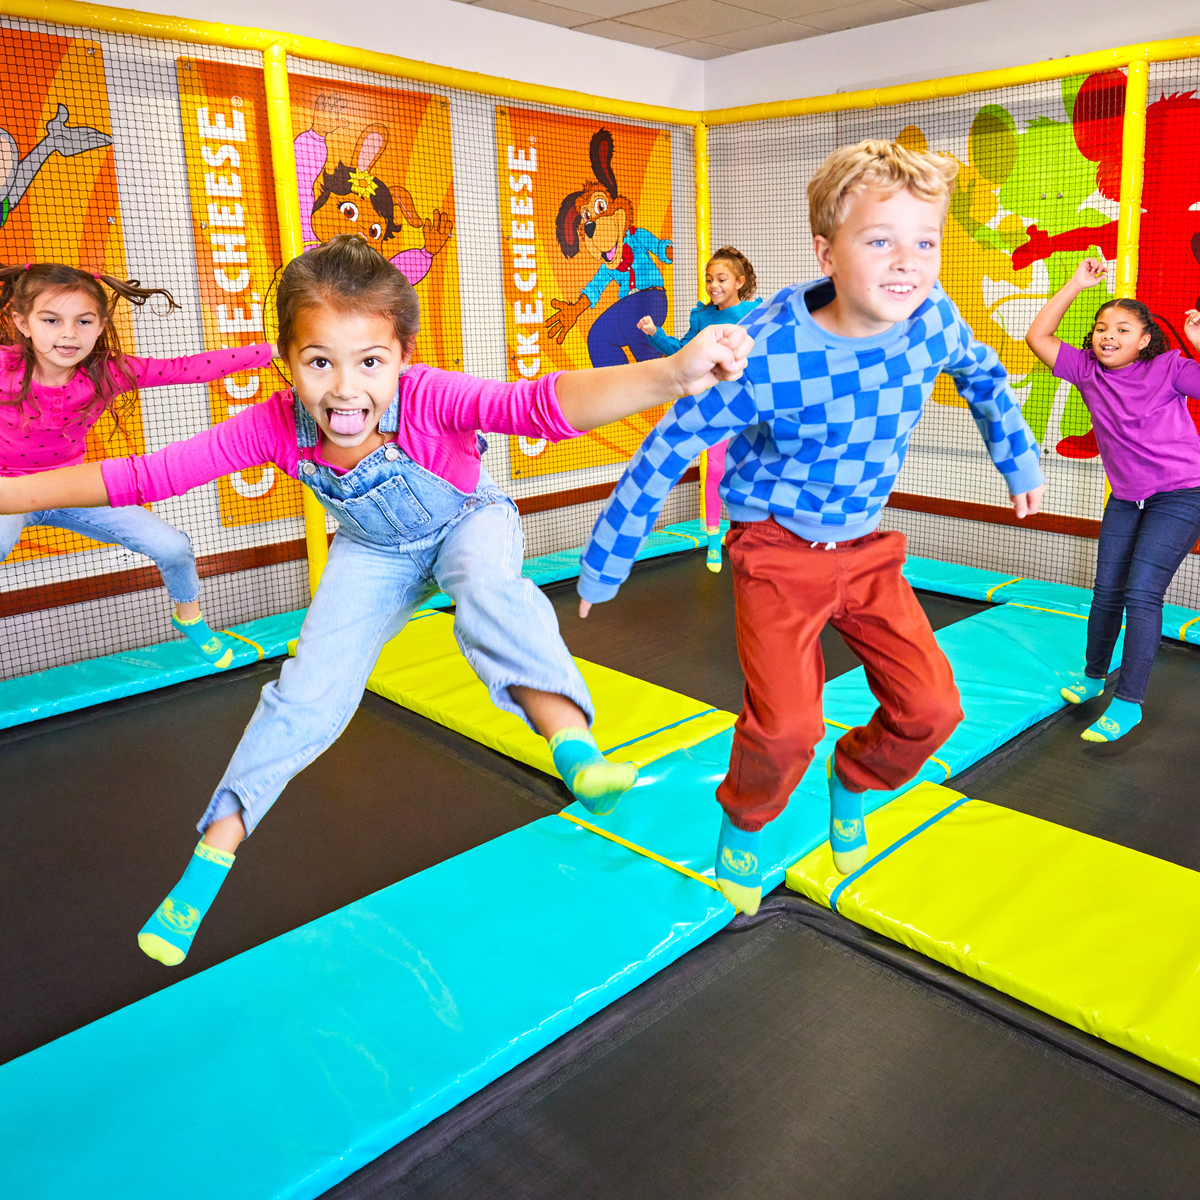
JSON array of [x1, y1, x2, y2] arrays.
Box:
[[0, 343, 274, 477], [103, 365, 576, 506]]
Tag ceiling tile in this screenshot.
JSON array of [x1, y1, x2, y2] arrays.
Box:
[[801, 0, 925, 31], [718, 0, 835, 17], [663, 38, 735, 57], [472, 0, 587, 27], [621, 0, 769, 38], [704, 18, 820, 48], [529, 0, 657, 16], [912, 0, 985, 9], [573, 18, 683, 45]]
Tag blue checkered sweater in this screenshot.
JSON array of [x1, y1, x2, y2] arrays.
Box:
[[579, 277, 1043, 603]]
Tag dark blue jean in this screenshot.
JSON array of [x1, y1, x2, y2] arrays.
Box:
[[1086, 487, 1200, 702]]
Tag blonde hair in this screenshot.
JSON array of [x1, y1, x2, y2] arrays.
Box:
[[708, 246, 757, 301], [807, 139, 959, 242]]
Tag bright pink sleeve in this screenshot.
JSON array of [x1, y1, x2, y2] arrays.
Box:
[[101, 390, 299, 506], [402, 367, 580, 440], [119, 343, 274, 390]]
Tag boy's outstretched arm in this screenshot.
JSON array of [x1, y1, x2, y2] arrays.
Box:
[[1025, 256, 1107, 368], [556, 324, 751, 431], [944, 318, 1045, 520], [577, 373, 760, 617], [0, 462, 108, 513]]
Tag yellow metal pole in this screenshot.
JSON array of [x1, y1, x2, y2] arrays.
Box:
[[1114, 53, 1149, 300], [694, 121, 713, 529], [262, 41, 328, 596]]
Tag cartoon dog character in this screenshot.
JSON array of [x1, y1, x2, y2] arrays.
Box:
[[293, 93, 453, 287], [545, 128, 673, 367], [0, 104, 111, 229]]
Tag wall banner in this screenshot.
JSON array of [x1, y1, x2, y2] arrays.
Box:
[[0, 29, 133, 561], [177, 56, 299, 528], [496, 107, 673, 479], [288, 72, 461, 371]]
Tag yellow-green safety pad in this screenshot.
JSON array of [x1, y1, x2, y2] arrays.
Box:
[[292, 612, 735, 774], [786, 781, 1200, 1086]]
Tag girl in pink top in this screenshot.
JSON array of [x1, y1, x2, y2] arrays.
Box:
[[1027, 256, 1200, 743], [0, 261, 275, 669], [0, 235, 752, 965]]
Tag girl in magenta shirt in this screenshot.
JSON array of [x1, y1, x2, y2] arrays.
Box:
[[1027, 256, 1200, 742], [0, 261, 275, 668], [0, 235, 751, 965]]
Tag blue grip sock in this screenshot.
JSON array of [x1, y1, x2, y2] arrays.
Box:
[[705, 529, 723, 574], [1061, 674, 1105, 705], [549, 729, 637, 816], [828, 755, 868, 875], [1082, 696, 1142, 743], [138, 841, 235, 966], [173, 612, 234, 670], [715, 812, 762, 915]]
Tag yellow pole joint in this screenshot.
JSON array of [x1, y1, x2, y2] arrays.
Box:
[[1115, 52, 1149, 300], [262, 42, 328, 596]]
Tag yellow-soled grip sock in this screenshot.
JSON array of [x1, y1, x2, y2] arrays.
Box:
[[705, 528, 723, 573], [1061, 674, 1105, 705], [1082, 696, 1142, 743], [138, 841, 235, 966], [549, 728, 637, 817], [173, 611, 234, 670], [828, 755, 868, 875], [715, 812, 762, 915]]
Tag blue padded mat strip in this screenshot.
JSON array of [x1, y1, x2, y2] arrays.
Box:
[[0, 520, 724, 733]]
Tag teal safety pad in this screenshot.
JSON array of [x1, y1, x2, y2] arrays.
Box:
[[904, 554, 1200, 643], [0, 608, 306, 731], [0, 813, 731, 1200]]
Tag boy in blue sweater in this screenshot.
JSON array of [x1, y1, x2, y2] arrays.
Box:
[[577, 140, 1045, 914]]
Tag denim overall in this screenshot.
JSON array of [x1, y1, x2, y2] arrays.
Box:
[[199, 390, 592, 837]]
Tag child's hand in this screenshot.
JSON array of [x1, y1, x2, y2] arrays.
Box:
[[1071, 257, 1107, 290], [636, 315, 657, 338], [268, 342, 279, 359], [1010, 483, 1045, 520], [667, 325, 753, 396], [1184, 310, 1200, 351]]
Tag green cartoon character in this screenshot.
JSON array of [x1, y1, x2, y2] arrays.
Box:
[[951, 81, 1113, 456]]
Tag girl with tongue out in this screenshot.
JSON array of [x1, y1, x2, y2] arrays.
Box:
[[0, 234, 752, 965]]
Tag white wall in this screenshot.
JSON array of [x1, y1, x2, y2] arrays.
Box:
[[128, 0, 705, 110], [705, 0, 1200, 110]]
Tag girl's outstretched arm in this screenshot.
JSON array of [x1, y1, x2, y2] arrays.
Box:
[[556, 324, 752, 431], [0, 461, 107, 513], [1025, 256, 1107, 368], [1184, 309, 1200, 354]]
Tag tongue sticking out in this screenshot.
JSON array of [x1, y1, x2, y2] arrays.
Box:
[[328, 408, 368, 437]]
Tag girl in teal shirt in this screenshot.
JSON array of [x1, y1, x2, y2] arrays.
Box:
[[638, 246, 760, 570]]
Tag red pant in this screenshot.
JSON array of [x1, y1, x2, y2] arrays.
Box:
[[716, 520, 963, 831]]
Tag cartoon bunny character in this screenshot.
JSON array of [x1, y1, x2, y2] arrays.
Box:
[[0, 104, 112, 229], [293, 93, 453, 287], [546, 128, 673, 367]]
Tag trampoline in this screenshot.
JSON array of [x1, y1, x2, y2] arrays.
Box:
[[7, 547, 1200, 1200]]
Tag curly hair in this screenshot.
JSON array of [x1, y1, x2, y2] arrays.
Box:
[[1084, 298, 1170, 362], [708, 246, 757, 301], [0, 261, 177, 436]]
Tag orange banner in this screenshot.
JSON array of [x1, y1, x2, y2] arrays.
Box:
[[288, 72, 461, 371], [0, 30, 133, 562], [495, 107, 673, 480], [177, 56, 300, 528]]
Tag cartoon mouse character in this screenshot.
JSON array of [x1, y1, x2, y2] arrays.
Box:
[[293, 93, 453, 287], [0, 104, 112, 229], [545, 128, 673, 367]]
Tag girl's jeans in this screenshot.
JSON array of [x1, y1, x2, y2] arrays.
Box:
[[199, 494, 592, 836], [1087, 487, 1200, 703], [0, 506, 200, 601]]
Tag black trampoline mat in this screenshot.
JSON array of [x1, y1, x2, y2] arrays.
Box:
[[0, 661, 555, 1065], [547, 550, 989, 713], [359, 906, 1200, 1200], [956, 639, 1200, 873]]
